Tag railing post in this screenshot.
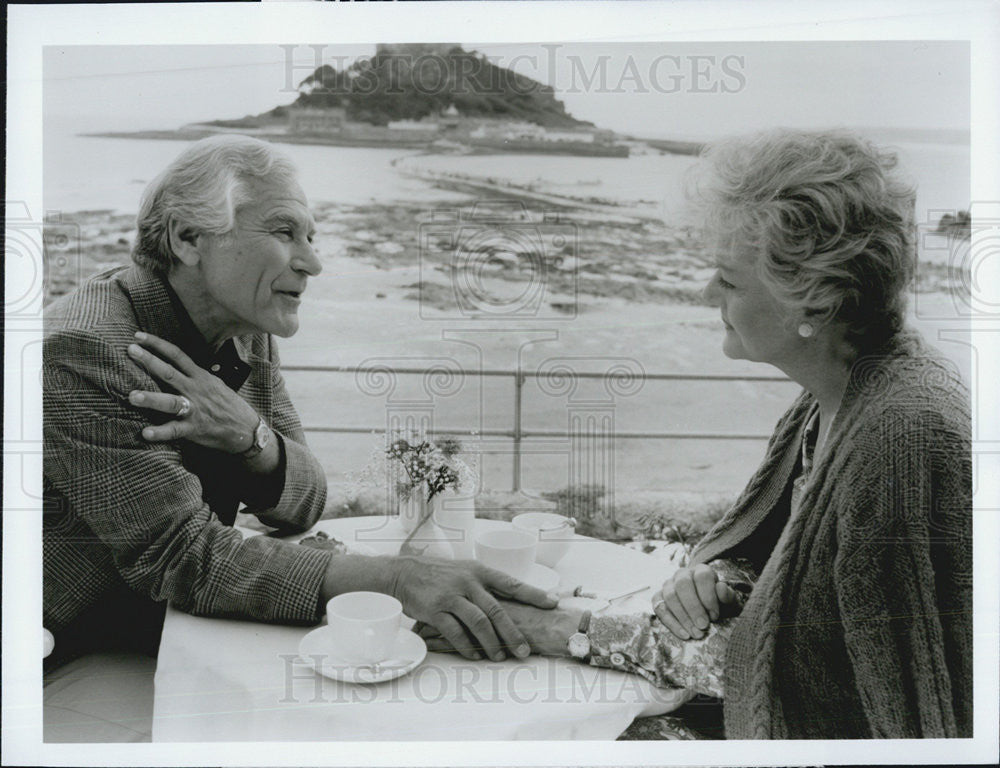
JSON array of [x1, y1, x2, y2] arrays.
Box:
[[512, 370, 524, 492]]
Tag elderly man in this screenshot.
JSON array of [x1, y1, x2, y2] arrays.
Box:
[[43, 135, 553, 741]]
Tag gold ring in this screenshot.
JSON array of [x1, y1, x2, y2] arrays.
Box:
[[177, 396, 191, 417]]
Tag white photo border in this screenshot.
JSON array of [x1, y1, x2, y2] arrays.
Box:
[[5, 1, 998, 765]]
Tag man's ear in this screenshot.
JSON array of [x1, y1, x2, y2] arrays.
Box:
[[167, 218, 204, 267]]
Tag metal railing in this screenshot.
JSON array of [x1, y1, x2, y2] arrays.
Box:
[[283, 364, 792, 491]]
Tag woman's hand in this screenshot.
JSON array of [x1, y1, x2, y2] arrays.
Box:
[[388, 557, 559, 662], [126, 331, 259, 454], [415, 599, 581, 659], [652, 563, 740, 640]]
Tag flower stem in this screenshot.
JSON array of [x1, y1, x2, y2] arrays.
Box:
[[399, 484, 435, 555]]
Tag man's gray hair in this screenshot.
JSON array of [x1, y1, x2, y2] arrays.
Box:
[[132, 135, 299, 273]]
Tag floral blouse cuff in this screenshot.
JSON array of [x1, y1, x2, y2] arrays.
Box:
[[586, 557, 758, 699], [588, 613, 732, 698]]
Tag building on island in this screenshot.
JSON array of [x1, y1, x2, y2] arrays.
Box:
[[543, 130, 594, 143], [470, 120, 546, 141], [282, 101, 627, 155], [592, 129, 616, 146], [288, 107, 346, 135], [438, 104, 462, 133], [386, 119, 440, 137]]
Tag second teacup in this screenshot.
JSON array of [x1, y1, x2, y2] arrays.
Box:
[[512, 512, 576, 567], [474, 528, 537, 581]]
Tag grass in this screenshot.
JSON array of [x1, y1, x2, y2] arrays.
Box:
[[539, 484, 730, 543]]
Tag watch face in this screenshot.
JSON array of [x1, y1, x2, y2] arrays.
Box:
[[568, 633, 590, 658], [255, 421, 270, 449]]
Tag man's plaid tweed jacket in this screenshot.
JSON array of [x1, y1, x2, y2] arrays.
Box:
[[43, 265, 335, 639]]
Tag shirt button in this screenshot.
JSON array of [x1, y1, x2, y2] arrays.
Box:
[[610, 652, 626, 667], [210, 364, 221, 372]]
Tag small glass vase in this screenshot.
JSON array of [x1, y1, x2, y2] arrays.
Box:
[[396, 486, 454, 559], [398, 487, 428, 534], [432, 489, 477, 560]]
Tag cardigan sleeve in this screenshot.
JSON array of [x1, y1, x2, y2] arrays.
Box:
[[832, 404, 972, 738]]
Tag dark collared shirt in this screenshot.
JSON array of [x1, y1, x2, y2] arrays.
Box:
[[158, 276, 286, 521], [160, 277, 252, 389]]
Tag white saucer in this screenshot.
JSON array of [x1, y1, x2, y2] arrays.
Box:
[[298, 626, 427, 684], [524, 563, 560, 591]]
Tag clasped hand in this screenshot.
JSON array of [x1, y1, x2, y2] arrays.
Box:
[[126, 331, 258, 453], [652, 563, 740, 640], [391, 557, 559, 662], [414, 594, 579, 659]]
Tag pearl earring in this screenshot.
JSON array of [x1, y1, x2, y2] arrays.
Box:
[[797, 322, 814, 338]]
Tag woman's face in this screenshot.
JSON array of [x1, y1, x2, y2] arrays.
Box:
[[702, 247, 802, 367]]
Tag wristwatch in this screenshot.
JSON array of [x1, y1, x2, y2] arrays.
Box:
[[240, 417, 271, 460], [567, 609, 592, 660]]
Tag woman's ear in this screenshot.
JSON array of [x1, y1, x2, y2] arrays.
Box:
[[167, 218, 203, 267]]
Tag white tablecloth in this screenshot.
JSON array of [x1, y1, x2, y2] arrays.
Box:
[[152, 516, 686, 741]]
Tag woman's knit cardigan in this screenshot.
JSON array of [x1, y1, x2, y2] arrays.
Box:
[[691, 331, 972, 739]]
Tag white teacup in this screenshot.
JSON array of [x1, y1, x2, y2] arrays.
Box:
[[511, 512, 576, 567], [325, 591, 402, 666], [474, 528, 537, 580]]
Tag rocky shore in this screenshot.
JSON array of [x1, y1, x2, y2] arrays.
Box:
[[44, 181, 960, 314], [44, 189, 717, 313]]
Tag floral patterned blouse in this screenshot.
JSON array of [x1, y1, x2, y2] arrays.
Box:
[[585, 558, 757, 699]]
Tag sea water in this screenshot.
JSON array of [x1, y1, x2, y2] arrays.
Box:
[[44, 122, 969, 232]]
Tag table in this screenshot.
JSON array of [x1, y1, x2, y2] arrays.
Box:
[[151, 516, 688, 741]]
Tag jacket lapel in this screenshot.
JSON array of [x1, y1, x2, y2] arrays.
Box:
[[117, 265, 187, 347]]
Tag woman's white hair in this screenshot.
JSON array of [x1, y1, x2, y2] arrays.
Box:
[[688, 128, 917, 351], [132, 134, 300, 273]]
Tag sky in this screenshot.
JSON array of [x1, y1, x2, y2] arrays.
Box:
[[43, 41, 969, 140]]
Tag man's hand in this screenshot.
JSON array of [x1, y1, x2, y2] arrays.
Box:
[[416, 600, 582, 659], [652, 563, 740, 640], [388, 556, 558, 662], [126, 331, 261, 455]]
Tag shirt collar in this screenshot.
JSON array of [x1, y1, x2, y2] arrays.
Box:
[[158, 274, 252, 392]]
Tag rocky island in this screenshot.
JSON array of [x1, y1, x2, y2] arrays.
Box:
[[85, 43, 672, 158]]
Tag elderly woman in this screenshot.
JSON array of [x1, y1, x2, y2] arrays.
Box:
[[654, 128, 972, 739], [419, 129, 972, 740]]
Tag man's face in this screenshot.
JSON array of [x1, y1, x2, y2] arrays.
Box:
[[197, 174, 320, 338]]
